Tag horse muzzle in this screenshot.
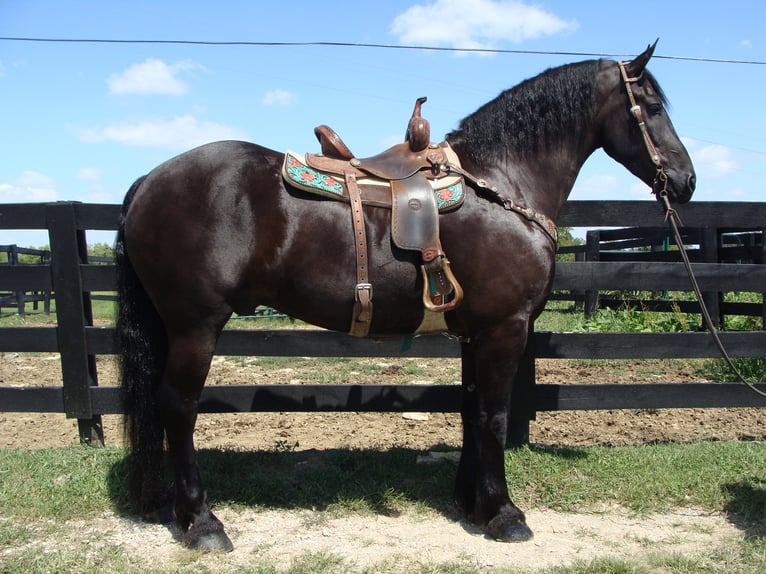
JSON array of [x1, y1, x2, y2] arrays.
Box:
[[662, 168, 696, 204]]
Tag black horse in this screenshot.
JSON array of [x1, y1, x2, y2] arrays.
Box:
[[117, 43, 695, 551]]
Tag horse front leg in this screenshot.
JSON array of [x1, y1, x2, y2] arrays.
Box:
[[455, 323, 533, 542], [158, 329, 234, 552]]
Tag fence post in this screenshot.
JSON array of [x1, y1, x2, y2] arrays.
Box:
[[761, 228, 766, 327], [46, 202, 104, 447], [43, 249, 52, 315], [699, 227, 722, 328], [584, 230, 600, 318], [507, 323, 536, 447], [9, 245, 26, 317]]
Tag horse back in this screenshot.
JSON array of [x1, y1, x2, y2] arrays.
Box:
[[123, 140, 555, 336], [123, 141, 428, 333]]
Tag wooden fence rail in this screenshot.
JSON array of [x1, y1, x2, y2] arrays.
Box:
[[1, 200, 765, 446]]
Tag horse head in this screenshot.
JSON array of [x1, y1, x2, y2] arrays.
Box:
[[599, 41, 696, 204]]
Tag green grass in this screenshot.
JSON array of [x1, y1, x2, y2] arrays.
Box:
[[1, 441, 764, 525], [505, 442, 766, 518], [1, 441, 765, 573], [699, 356, 766, 384], [1, 443, 762, 519], [0, 446, 127, 520]]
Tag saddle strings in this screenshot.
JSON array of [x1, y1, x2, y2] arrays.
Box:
[[620, 61, 766, 399]]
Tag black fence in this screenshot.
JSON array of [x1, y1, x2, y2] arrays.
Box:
[[557, 224, 765, 321], [1, 200, 765, 446], [0, 244, 52, 316]]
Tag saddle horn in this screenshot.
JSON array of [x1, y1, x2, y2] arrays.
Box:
[[405, 97, 430, 152]]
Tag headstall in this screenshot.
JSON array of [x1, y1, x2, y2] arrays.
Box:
[[618, 61, 670, 201]]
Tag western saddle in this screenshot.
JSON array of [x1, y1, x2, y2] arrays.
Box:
[[282, 97, 464, 337]]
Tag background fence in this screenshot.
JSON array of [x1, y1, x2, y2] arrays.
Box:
[[0, 244, 51, 316], [1, 200, 765, 446]]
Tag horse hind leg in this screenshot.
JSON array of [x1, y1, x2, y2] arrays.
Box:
[[158, 325, 234, 552]]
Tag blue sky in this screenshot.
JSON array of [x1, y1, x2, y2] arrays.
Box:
[[1, 0, 764, 246]]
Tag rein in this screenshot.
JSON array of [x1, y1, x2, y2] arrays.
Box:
[[619, 61, 766, 399]]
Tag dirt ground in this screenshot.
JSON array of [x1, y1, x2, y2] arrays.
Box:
[[1, 352, 764, 571]]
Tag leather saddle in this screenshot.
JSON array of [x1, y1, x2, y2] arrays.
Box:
[[282, 97, 464, 337]]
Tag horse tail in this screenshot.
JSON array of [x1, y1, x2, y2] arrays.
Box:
[[116, 176, 169, 512]]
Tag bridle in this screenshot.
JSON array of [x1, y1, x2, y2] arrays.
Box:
[[619, 60, 766, 399], [618, 61, 670, 201]]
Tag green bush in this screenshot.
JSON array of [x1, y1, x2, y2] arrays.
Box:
[[582, 302, 694, 333], [699, 357, 766, 383]]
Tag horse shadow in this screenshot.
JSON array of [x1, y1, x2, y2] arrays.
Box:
[[105, 443, 587, 537], [107, 445, 459, 519], [722, 477, 766, 539]]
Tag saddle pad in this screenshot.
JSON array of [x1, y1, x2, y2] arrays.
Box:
[[282, 151, 465, 212]]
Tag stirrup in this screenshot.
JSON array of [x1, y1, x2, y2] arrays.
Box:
[[420, 256, 463, 313]]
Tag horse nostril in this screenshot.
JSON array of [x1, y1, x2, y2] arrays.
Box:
[[687, 173, 696, 192]]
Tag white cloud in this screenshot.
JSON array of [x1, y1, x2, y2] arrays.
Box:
[[261, 89, 296, 107], [628, 180, 655, 199], [684, 138, 737, 179], [571, 173, 620, 200], [391, 0, 577, 50], [107, 58, 205, 95], [76, 115, 248, 150], [0, 59, 5, 78], [740, 39, 752, 49], [77, 167, 101, 181], [0, 171, 59, 202]]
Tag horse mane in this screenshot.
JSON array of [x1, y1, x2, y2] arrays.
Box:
[[447, 59, 668, 164]]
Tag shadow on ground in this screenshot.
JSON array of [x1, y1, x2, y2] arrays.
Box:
[[723, 477, 766, 539], [106, 445, 461, 517]]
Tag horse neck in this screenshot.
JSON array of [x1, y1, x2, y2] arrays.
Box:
[[450, 134, 597, 222], [447, 59, 615, 222]]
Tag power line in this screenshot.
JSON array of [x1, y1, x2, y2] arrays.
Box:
[[1, 36, 765, 65]]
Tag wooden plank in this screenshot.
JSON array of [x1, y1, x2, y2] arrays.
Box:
[[558, 201, 766, 228], [87, 384, 463, 415], [85, 326, 118, 354], [0, 387, 64, 412], [5, 201, 766, 235], [0, 327, 58, 352], [88, 327, 766, 361], [558, 201, 667, 227], [80, 264, 117, 291], [0, 266, 52, 291], [553, 261, 766, 292], [215, 329, 461, 358], [0, 204, 48, 230], [596, 226, 673, 242], [597, 252, 703, 263], [533, 331, 766, 359], [536, 382, 766, 410], [73, 203, 122, 231], [87, 381, 766, 416]]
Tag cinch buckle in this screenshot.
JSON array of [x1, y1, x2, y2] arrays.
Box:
[[355, 283, 373, 301]]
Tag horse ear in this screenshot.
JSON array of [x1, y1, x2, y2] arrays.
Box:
[[626, 39, 659, 77]]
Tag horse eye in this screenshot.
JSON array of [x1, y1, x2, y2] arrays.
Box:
[[648, 103, 663, 116]]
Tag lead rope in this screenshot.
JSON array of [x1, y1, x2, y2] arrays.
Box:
[[656, 182, 766, 398], [619, 60, 766, 398]]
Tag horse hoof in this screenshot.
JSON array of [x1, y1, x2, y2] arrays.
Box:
[[487, 517, 534, 542], [184, 530, 234, 553]]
